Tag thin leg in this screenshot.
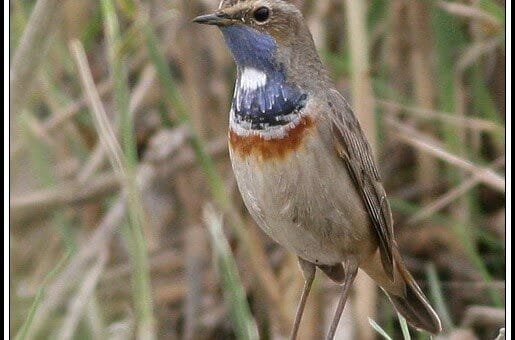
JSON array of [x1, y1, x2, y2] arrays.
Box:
[[290, 258, 316, 340], [325, 260, 358, 340]]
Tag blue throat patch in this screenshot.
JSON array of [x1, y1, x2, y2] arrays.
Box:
[[221, 25, 307, 129]]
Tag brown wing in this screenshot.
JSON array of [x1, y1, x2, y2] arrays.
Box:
[[326, 89, 394, 279]]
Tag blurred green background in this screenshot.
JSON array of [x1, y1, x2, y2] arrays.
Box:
[[9, 0, 505, 339]]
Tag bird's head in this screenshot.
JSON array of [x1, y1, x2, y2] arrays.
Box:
[[193, 0, 303, 41], [193, 0, 327, 89], [194, 1, 329, 131]]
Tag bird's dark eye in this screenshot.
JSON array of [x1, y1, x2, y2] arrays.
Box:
[[253, 7, 270, 22]]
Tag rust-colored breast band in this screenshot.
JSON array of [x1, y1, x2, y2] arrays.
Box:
[[229, 116, 314, 161]]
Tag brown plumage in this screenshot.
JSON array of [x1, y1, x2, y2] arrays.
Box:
[[194, 1, 442, 338]]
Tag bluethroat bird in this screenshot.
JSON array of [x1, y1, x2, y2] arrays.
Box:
[[194, 1, 442, 339]]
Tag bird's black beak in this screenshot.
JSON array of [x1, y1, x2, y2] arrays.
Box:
[[193, 12, 230, 26]]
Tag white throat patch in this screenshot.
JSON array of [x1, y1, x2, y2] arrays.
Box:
[[239, 67, 267, 91]]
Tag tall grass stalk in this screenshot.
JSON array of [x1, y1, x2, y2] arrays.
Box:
[[426, 263, 454, 331], [55, 250, 108, 340], [204, 205, 259, 340], [344, 1, 379, 337], [10, 0, 60, 120], [19, 112, 76, 253], [368, 318, 393, 340], [14, 253, 70, 340], [71, 34, 155, 339], [101, 1, 156, 338], [398, 314, 411, 340]]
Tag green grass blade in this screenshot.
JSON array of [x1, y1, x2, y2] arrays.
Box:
[[102, 0, 136, 165], [368, 318, 393, 340], [470, 67, 505, 148], [398, 314, 412, 340], [480, 0, 505, 24], [100, 1, 156, 338], [14, 253, 70, 340], [19, 112, 77, 253], [368, 0, 387, 31], [426, 263, 454, 331], [204, 206, 259, 340]]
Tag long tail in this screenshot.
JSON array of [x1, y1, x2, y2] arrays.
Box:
[[361, 248, 442, 334]]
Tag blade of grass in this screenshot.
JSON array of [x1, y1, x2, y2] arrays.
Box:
[[85, 299, 105, 340], [368, 318, 393, 340], [426, 263, 454, 331], [431, 5, 471, 215], [394, 196, 503, 251], [368, 0, 387, 31], [397, 314, 411, 340], [387, 118, 505, 192], [14, 253, 70, 340], [455, 37, 504, 159], [383, 305, 395, 338], [19, 111, 76, 253], [480, 0, 505, 25], [344, 1, 379, 337], [56, 249, 108, 340], [102, 0, 156, 335], [471, 67, 504, 148], [204, 205, 259, 340], [81, 4, 104, 51], [71, 38, 155, 339], [38, 72, 90, 160], [407, 157, 505, 225], [10, 0, 60, 119], [437, 1, 501, 30], [432, 3, 467, 127], [377, 99, 504, 134], [77, 64, 157, 185], [23, 197, 125, 339], [102, 0, 136, 165]]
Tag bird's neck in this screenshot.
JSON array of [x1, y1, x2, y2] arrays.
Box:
[[232, 65, 307, 130], [221, 25, 307, 130]]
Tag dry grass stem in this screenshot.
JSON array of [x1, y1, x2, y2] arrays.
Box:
[[10, 135, 228, 223], [76, 63, 157, 184], [183, 226, 207, 340], [408, 157, 505, 225], [461, 306, 506, 328], [10, 0, 61, 120], [388, 118, 505, 192], [378, 99, 504, 133], [344, 0, 377, 337], [70, 41, 125, 178], [44, 80, 113, 133], [25, 198, 125, 338], [56, 250, 108, 340], [437, 1, 501, 31]]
